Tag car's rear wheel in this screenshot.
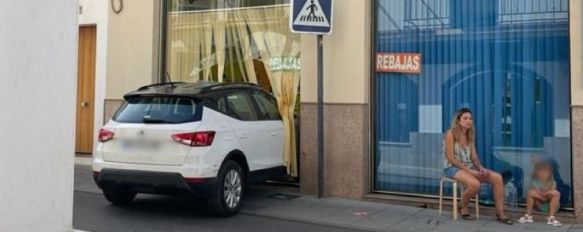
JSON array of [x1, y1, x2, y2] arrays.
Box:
[[102, 187, 137, 205], [210, 160, 245, 217]]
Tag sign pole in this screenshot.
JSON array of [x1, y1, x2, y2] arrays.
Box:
[[317, 34, 324, 198], [289, 0, 331, 199]]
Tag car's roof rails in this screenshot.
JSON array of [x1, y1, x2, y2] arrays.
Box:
[[137, 82, 186, 91], [202, 82, 260, 92]]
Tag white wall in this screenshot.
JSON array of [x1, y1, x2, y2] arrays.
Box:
[[79, 0, 108, 153], [79, 0, 101, 24], [0, 1, 77, 232]]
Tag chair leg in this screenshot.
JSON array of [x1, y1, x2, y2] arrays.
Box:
[[439, 179, 444, 216], [475, 193, 479, 219], [459, 184, 464, 209], [452, 181, 458, 221]]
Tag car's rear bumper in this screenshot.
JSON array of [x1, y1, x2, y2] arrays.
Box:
[[93, 169, 217, 198], [92, 155, 219, 177]]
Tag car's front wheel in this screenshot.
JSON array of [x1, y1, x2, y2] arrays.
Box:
[[210, 160, 245, 217], [102, 187, 137, 205]]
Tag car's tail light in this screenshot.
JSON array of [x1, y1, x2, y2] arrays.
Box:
[[98, 129, 114, 143], [171, 131, 215, 147]]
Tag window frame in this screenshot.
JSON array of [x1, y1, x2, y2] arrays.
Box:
[[159, 0, 293, 82], [369, 0, 575, 210]]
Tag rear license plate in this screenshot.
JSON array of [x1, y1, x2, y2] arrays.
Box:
[[121, 139, 161, 151]]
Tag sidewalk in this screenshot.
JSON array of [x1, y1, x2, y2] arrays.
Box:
[[242, 189, 581, 232], [74, 158, 581, 232]]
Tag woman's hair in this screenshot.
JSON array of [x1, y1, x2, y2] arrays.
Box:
[[532, 160, 554, 183], [448, 108, 475, 145]]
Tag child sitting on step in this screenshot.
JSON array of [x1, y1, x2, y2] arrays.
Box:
[[517, 159, 562, 227]]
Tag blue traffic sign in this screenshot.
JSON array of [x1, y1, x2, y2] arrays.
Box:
[[290, 0, 333, 34]]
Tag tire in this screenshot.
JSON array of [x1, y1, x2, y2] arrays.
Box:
[[209, 160, 245, 217], [102, 187, 137, 206]]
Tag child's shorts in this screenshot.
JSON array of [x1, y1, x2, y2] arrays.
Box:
[[539, 202, 560, 213]]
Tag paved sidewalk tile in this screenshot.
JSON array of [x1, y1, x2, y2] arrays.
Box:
[[74, 164, 580, 232], [569, 224, 583, 232], [383, 209, 442, 232], [343, 205, 423, 231]]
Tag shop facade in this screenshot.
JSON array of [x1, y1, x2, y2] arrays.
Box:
[[299, 0, 583, 221], [102, 0, 583, 221], [373, 0, 572, 207]]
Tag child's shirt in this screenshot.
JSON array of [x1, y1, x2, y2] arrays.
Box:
[[530, 179, 556, 193]]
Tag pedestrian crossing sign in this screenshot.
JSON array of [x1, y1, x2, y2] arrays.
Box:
[[290, 0, 333, 34]]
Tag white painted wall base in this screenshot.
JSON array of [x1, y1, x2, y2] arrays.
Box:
[[0, 1, 77, 231]]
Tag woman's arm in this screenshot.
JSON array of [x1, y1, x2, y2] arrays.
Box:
[[470, 145, 485, 171], [444, 131, 475, 174]]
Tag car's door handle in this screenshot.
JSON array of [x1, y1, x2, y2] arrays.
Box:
[[271, 132, 278, 136], [238, 133, 248, 139]]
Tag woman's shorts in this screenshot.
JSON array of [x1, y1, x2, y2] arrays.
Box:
[[444, 166, 460, 178]]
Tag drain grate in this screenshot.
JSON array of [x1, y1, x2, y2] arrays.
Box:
[[265, 192, 301, 200]]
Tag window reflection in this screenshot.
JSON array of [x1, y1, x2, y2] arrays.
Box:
[[374, 0, 572, 207]]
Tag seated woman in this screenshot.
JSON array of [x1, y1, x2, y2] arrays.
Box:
[[443, 108, 513, 225]]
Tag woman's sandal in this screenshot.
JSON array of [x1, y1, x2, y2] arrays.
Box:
[[496, 214, 514, 225], [458, 207, 474, 220]]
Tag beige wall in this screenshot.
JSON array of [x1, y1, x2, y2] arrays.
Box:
[[106, 0, 159, 99], [570, 0, 583, 221], [300, 0, 371, 104], [299, 0, 371, 200], [571, 0, 583, 106]]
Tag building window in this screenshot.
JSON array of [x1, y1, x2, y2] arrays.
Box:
[[162, 0, 300, 91], [373, 0, 572, 208]]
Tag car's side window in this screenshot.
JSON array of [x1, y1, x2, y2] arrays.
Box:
[[216, 97, 229, 115], [225, 92, 257, 121], [251, 91, 281, 120]]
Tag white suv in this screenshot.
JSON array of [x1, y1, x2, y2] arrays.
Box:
[[92, 82, 285, 216]]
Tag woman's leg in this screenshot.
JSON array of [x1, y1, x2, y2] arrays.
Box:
[[548, 190, 561, 217], [453, 169, 481, 214], [478, 170, 506, 217]]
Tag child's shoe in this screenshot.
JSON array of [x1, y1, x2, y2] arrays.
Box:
[[517, 214, 533, 223], [547, 216, 562, 227]]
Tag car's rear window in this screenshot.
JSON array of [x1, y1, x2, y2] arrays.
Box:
[[112, 96, 201, 124]]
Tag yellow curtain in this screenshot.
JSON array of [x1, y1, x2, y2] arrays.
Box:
[[234, 10, 257, 84], [167, 6, 301, 176], [214, 11, 227, 82], [187, 13, 201, 81], [201, 12, 214, 81], [243, 7, 301, 177]]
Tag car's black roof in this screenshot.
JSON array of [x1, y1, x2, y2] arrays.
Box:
[[123, 81, 265, 100]]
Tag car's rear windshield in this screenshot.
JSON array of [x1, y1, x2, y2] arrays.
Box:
[[112, 96, 201, 124]]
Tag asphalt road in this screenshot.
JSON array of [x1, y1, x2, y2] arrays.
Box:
[[73, 165, 358, 232]]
